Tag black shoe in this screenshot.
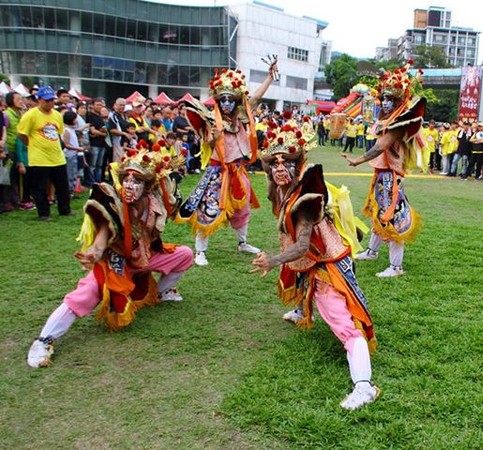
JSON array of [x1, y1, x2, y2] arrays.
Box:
[[39, 216, 51, 222]]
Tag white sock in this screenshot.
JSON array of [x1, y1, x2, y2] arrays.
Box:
[[346, 337, 372, 384], [234, 224, 249, 244], [195, 233, 209, 252], [368, 232, 383, 253], [157, 271, 184, 293], [39, 303, 76, 340], [389, 241, 404, 268]]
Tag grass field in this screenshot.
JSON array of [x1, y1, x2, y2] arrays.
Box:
[[1, 145, 481, 449]]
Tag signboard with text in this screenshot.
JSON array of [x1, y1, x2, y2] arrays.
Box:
[[458, 65, 482, 123]]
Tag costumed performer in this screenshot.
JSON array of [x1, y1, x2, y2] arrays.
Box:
[[341, 61, 426, 277], [177, 60, 278, 266], [251, 121, 379, 410], [27, 148, 193, 368]]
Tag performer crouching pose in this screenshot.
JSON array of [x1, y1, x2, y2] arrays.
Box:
[[27, 149, 193, 368], [251, 122, 379, 410]]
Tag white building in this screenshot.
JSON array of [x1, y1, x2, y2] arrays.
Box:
[[228, 1, 330, 110], [377, 6, 480, 67]]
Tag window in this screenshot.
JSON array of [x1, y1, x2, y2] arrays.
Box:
[[286, 75, 307, 90], [288, 46, 308, 62]]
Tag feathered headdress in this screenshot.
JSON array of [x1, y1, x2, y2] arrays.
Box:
[[209, 68, 249, 99]]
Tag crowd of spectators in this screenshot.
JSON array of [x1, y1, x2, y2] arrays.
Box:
[[1, 87, 481, 216]]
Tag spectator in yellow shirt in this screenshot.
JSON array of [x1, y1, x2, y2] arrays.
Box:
[[439, 122, 458, 175], [343, 118, 357, 153], [422, 120, 438, 174]]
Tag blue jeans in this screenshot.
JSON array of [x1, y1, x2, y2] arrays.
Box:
[[87, 146, 105, 183], [449, 153, 468, 176]]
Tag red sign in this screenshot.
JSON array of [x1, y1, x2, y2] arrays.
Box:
[[458, 65, 482, 123]]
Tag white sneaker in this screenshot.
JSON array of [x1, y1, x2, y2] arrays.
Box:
[[194, 251, 208, 266], [159, 288, 183, 301], [238, 242, 260, 254], [27, 337, 54, 368], [194, 169, 201, 174], [340, 382, 380, 410], [282, 309, 304, 323], [355, 249, 379, 261], [376, 266, 404, 278]]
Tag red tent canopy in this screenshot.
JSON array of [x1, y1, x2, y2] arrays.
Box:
[[68, 88, 91, 102], [177, 92, 196, 104], [203, 97, 216, 106], [125, 91, 146, 104], [307, 99, 336, 113], [153, 91, 175, 105]]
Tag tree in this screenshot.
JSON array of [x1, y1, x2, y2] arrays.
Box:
[[325, 54, 358, 100], [413, 45, 452, 68], [424, 88, 459, 122], [0, 72, 9, 84]]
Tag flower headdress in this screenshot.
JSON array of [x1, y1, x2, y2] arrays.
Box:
[[116, 145, 174, 183], [260, 120, 317, 160], [377, 59, 423, 100], [209, 68, 249, 99]]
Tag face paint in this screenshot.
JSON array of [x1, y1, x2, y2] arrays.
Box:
[[381, 96, 395, 115], [219, 95, 236, 114], [122, 172, 145, 203], [270, 154, 295, 186]]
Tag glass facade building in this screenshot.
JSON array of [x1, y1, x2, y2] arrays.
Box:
[[0, 0, 238, 102]]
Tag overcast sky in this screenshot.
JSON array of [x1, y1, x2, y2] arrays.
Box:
[[161, 0, 482, 63]]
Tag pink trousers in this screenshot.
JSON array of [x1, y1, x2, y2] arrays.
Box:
[[64, 245, 193, 317], [313, 276, 364, 355]]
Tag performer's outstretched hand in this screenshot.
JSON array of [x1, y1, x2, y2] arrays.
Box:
[[250, 251, 272, 277], [340, 153, 358, 166], [74, 245, 104, 270]]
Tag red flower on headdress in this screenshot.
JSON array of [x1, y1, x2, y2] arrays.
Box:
[[298, 139, 306, 146], [127, 149, 137, 156], [142, 154, 150, 162], [262, 140, 269, 148], [267, 121, 278, 129], [152, 143, 161, 152], [137, 139, 148, 149], [289, 146, 296, 153], [281, 123, 293, 132], [158, 139, 166, 147], [277, 137, 284, 144], [408, 59, 414, 65], [163, 155, 170, 162], [295, 130, 302, 138], [282, 110, 292, 120], [267, 131, 276, 139]]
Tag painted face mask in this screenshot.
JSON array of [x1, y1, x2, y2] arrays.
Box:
[[219, 95, 236, 114], [271, 154, 296, 186], [381, 96, 395, 115], [122, 172, 145, 203]]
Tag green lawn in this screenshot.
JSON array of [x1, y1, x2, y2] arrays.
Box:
[[1, 145, 481, 449]]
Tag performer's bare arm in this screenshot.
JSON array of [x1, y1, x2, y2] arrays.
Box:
[[251, 219, 311, 277], [341, 128, 401, 167]]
